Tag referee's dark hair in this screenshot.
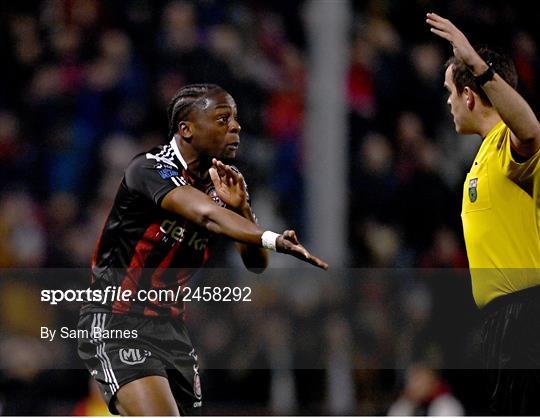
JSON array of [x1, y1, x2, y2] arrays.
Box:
[[167, 84, 225, 138], [446, 47, 518, 106]]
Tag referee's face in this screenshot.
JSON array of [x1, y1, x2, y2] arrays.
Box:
[[444, 65, 472, 134], [190, 92, 241, 160]]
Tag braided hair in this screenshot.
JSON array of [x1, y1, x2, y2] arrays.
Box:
[[167, 83, 225, 139]]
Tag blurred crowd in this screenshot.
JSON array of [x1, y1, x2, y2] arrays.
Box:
[[347, 0, 540, 267], [1, 0, 539, 415]]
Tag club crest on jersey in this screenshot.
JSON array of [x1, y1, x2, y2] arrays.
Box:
[[207, 187, 226, 207], [468, 178, 478, 203], [119, 348, 152, 365], [158, 168, 180, 179]]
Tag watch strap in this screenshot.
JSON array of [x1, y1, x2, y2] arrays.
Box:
[[475, 64, 495, 86]]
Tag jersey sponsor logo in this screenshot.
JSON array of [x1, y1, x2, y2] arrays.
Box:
[[160, 219, 186, 241], [119, 348, 152, 365], [160, 219, 208, 250], [469, 178, 478, 203], [186, 232, 208, 251]]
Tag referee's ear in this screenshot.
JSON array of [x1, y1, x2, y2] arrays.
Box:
[[464, 86, 475, 111], [179, 121, 193, 142]]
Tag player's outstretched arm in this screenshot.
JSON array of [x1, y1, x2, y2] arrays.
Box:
[[275, 230, 329, 269], [161, 186, 328, 270], [426, 12, 540, 156]]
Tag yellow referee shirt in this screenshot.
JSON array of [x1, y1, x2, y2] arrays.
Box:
[[462, 120, 540, 308]]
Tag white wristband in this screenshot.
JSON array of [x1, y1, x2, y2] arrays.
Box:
[[261, 231, 280, 251]]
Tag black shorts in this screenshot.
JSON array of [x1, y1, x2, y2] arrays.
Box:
[[77, 312, 202, 415], [481, 285, 540, 415]]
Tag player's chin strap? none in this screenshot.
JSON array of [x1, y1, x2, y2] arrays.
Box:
[[261, 231, 280, 251]]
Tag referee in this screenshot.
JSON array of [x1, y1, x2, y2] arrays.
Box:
[[427, 13, 540, 415]]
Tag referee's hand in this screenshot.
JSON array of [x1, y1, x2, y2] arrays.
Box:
[[276, 230, 329, 270], [426, 12, 486, 73]]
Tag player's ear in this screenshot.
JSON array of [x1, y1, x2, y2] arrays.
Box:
[[179, 121, 193, 142], [464, 86, 475, 110]]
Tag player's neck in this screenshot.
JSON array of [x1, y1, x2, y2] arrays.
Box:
[[477, 111, 502, 139], [188, 159, 211, 179], [177, 140, 210, 179]]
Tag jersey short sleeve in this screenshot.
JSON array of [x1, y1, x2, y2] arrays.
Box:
[[125, 153, 188, 206], [496, 125, 540, 185]]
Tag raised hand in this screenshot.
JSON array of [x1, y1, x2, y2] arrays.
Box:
[[426, 12, 486, 74], [276, 230, 329, 270], [209, 158, 248, 210]]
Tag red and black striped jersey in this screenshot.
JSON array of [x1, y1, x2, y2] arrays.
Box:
[[82, 137, 234, 318]]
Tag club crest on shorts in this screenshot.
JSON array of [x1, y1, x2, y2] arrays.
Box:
[[194, 367, 202, 400], [119, 348, 152, 365], [190, 349, 202, 400], [468, 178, 478, 203]]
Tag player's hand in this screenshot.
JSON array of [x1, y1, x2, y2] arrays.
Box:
[[276, 230, 329, 270], [209, 158, 249, 210], [426, 12, 486, 74]]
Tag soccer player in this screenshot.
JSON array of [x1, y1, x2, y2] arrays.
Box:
[[77, 84, 328, 416], [427, 13, 540, 414]]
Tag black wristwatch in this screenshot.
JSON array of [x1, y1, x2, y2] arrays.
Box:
[[474, 63, 495, 86]]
